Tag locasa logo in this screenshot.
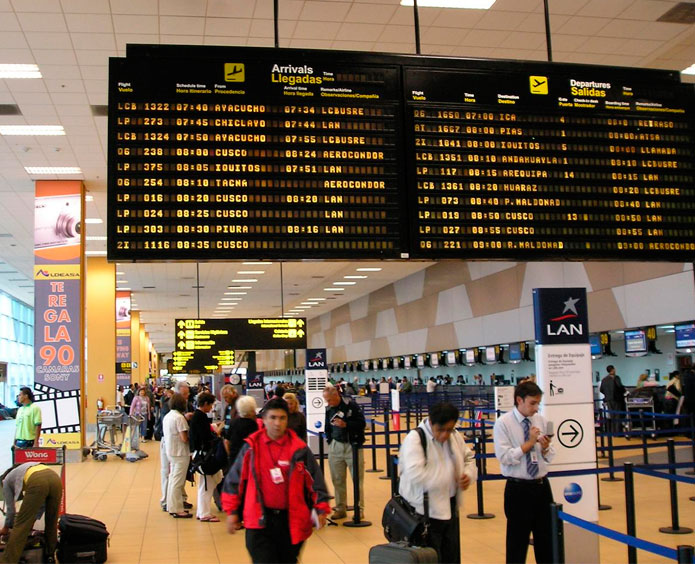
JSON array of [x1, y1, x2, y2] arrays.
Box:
[[547, 296, 583, 337]]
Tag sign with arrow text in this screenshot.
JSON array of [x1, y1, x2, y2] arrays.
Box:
[[172, 317, 307, 373]]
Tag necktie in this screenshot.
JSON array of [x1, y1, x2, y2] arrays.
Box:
[[522, 418, 539, 478]]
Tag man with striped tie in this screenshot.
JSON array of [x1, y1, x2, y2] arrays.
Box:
[[493, 381, 555, 564]]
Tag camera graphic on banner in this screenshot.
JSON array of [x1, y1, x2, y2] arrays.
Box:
[[34, 194, 81, 250]]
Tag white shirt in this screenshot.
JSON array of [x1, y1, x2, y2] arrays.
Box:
[[163, 410, 190, 458], [493, 407, 555, 479], [426, 380, 436, 393], [398, 419, 477, 520]]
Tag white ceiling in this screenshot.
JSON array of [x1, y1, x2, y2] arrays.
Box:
[[1, 0, 694, 353]]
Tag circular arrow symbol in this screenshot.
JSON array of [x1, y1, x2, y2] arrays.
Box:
[[311, 397, 324, 409], [557, 419, 583, 449]]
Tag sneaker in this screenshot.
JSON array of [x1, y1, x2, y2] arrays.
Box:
[[183, 501, 193, 510], [331, 510, 347, 520], [161, 505, 167, 512]]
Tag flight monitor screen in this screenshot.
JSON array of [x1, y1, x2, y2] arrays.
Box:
[[508, 342, 522, 362], [109, 45, 695, 261], [485, 346, 497, 364], [465, 349, 476, 364], [589, 334, 602, 356], [675, 323, 695, 348], [172, 317, 306, 372], [624, 329, 647, 354]]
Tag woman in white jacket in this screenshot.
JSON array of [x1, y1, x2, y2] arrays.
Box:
[[398, 402, 477, 564]]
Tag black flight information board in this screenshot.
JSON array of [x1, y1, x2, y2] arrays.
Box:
[[172, 317, 307, 373], [108, 46, 695, 261]]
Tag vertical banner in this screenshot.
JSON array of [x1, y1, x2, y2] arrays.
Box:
[[33, 180, 84, 450], [305, 349, 328, 453], [115, 291, 132, 386], [533, 288, 598, 564]]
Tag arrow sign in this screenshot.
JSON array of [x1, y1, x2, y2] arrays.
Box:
[[178, 320, 185, 328], [297, 319, 305, 327], [177, 331, 185, 339], [557, 418, 584, 449], [297, 329, 305, 337]]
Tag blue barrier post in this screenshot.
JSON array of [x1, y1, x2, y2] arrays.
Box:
[[688, 414, 695, 477], [466, 423, 494, 520], [380, 406, 392, 481], [343, 443, 372, 528], [390, 455, 399, 497], [677, 545, 694, 563], [639, 411, 649, 465], [550, 503, 565, 564], [366, 419, 382, 473], [659, 439, 693, 534], [624, 462, 637, 564], [317, 431, 326, 475], [598, 406, 607, 459], [602, 424, 623, 482]]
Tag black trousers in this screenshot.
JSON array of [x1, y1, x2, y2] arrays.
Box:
[[503, 478, 554, 564], [245, 510, 304, 564], [425, 497, 461, 564]]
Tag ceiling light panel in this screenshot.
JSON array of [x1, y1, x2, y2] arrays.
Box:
[[0, 64, 42, 79], [400, 0, 496, 7], [237, 270, 265, 274], [25, 166, 81, 174], [2, 126, 65, 136]]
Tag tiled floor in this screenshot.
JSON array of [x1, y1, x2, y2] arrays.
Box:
[[2, 419, 694, 563]]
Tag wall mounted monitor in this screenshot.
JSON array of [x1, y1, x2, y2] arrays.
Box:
[[415, 354, 425, 369], [403, 356, 411, 369], [428, 353, 439, 368], [508, 342, 522, 363], [371, 359, 379, 371], [485, 346, 498, 364], [624, 329, 648, 356], [675, 323, 695, 351], [589, 334, 602, 357], [465, 349, 477, 365], [381, 358, 389, 370], [443, 350, 457, 366], [361, 360, 369, 371]]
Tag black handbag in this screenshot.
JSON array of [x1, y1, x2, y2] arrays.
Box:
[[382, 428, 429, 544]]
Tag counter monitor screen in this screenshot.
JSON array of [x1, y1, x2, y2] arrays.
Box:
[[508, 342, 522, 363], [624, 329, 647, 355], [485, 346, 497, 364], [675, 323, 695, 348], [589, 334, 602, 356], [465, 349, 476, 365]]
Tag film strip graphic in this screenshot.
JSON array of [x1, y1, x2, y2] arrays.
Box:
[[34, 383, 81, 434]]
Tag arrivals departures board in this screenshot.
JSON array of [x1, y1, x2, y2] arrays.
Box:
[[108, 46, 695, 261]]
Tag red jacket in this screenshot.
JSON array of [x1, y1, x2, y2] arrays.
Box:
[[221, 428, 331, 545]]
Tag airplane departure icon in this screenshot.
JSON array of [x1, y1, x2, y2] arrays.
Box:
[[529, 75, 548, 95]]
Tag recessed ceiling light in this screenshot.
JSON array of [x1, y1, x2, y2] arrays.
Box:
[[683, 63, 695, 75], [300, 302, 316, 305], [84, 218, 103, 224], [232, 279, 257, 283], [0, 64, 42, 79], [25, 167, 81, 175], [334, 282, 356, 286], [295, 306, 311, 309], [238, 270, 264, 274], [116, 286, 131, 290], [86, 250, 107, 256], [356, 267, 382, 272], [226, 292, 247, 295], [2, 126, 65, 136], [400, 0, 496, 7], [116, 271, 125, 275], [227, 286, 252, 290], [324, 288, 344, 292], [117, 280, 128, 284], [225, 291, 249, 295], [307, 298, 326, 301], [344, 275, 368, 279], [242, 261, 272, 265], [86, 236, 107, 241]]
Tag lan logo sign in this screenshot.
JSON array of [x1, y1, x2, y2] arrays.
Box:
[[530, 75, 548, 95], [225, 63, 245, 82]]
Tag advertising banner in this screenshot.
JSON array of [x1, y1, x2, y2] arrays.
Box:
[[116, 291, 132, 386], [34, 181, 84, 449]]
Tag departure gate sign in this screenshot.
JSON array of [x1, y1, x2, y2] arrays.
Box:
[[172, 317, 306, 373], [108, 45, 695, 261]]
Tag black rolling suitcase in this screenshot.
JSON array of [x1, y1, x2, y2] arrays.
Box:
[[57, 514, 109, 563], [369, 542, 438, 564]]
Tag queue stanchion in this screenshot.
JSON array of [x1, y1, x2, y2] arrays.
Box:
[[598, 406, 607, 459], [597, 466, 612, 511], [480, 420, 489, 475], [366, 419, 382, 473], [466, 423, 494, 520], [390, 455, 399, 497], [624, 462, 637, 564], [601, 424, 623, 482], [687, 414, 695, 477], [658, 438, 693, 534], [639, 410, 649, 465], [406, 406, 412, 432], [343, 442, 371, 528], [380, 406, 392, 481], [318, 431, 325, 475], [550, 503, 565, 564], [677, 546, 694, 563]]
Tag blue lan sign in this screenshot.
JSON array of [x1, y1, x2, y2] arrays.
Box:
[[563, 482, 583, 504]]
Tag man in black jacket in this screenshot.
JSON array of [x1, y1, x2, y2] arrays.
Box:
[[600, 365, 626, 434], [323, 385, 366, 520]]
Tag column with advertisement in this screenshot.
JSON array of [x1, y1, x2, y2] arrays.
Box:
[[305, 349, 328, 454], [115, 291, 132, 387], [33, 180, 84, 453], [533, 288, 598, 563]]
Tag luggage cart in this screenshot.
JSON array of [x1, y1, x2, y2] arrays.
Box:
[[123, 413, 148, 462], [89, 407, 125, 461], [626, 397, 656, 438]]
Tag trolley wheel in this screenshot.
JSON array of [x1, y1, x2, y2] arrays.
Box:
[[117, 453, 125, 459], [97, 453, 108, 461]]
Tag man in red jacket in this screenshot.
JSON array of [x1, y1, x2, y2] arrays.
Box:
[[222, 398, 330, 563]]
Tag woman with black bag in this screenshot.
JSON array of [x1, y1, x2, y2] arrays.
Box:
[[190, 392, 224, 522], [397, 402, 477, 563]]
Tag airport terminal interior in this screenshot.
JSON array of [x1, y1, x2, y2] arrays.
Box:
[[1, 0, 695, 562]]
